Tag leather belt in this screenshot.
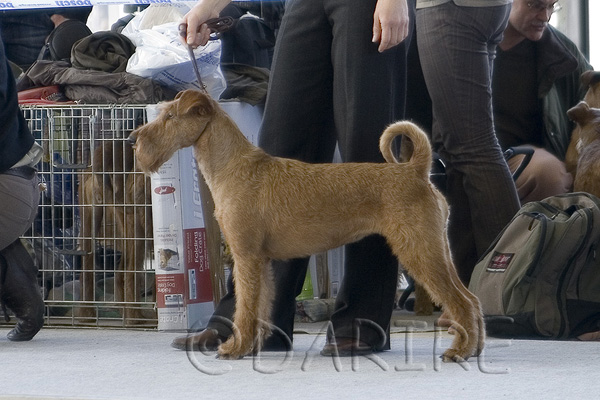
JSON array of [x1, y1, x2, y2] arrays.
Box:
[[2, 166, 37, 180]]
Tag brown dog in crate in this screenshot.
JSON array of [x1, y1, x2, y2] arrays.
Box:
[[565, 70, 600, 178], [567, 102, 600, 198], [77, 140, 155, 324]]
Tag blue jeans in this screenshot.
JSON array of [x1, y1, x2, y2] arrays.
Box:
[[417, 2, 520, 283]]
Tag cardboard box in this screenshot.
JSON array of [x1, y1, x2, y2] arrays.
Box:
[[305, 145, 345, 300], [149, 101, 263, 331], [305, 246, 345, 300], [150, 145, 215, 331]]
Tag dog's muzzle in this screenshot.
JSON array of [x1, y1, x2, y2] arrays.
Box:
[[127, 134, 137, 146]]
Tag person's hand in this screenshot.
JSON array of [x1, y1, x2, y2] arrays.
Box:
[[372, 0, 410, 52], [180, 0, 231, 47]]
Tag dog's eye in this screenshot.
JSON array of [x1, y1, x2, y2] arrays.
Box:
[[166, 112, 174, 120]]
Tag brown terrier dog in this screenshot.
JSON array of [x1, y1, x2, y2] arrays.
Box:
[[567, 101, 600, 198], [565, 70, 600, 177], [128, 89, 484, 362], [78, 141, 154, 324]]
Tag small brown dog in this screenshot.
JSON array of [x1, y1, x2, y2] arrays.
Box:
[[78, 141, 154, 324], [128, 89, 484, 362], [567, 101, 600, 197], [565, 70, 600, 177]]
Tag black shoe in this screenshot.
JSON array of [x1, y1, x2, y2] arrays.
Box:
[[1, 239, 44, 342], [171, 329, 226, 351], [7, 322, 41, 341], [171, 328, 294, 352], [262, 328, 293, 352], [320, 337, 376, 357]]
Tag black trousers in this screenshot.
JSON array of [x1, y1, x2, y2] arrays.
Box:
[[208, 0, 414, 349]]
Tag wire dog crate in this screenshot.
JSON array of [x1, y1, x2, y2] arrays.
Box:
[[1, 104, 157, 328]]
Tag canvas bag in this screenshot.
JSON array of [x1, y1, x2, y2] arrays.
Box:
[[469, 192, 600, 339]]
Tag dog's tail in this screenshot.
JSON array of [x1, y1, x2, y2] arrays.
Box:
[[379, 121, 432, 179]]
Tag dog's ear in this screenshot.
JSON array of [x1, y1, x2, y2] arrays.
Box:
[[175, 89, 200, 103], [568, 101, 593, 124], [176, 89, 215, 116], [581, 70, 600, 88]]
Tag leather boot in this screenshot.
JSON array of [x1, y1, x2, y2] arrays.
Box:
[[0, 239, 44, 341], [171, 328, 225, 351]]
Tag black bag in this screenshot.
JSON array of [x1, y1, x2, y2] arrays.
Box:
[[220, 2, 284, 69], [469, 192, 600, 339], [38, 20, 92, 63]]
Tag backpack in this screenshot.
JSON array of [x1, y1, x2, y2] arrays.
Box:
[[38, 19, 92, 63], [219, 3, 282, 69], [468, 192, 600, 339]]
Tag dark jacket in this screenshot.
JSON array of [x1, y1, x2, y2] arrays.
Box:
[[0, 36, 34, 173], [21, 60, 176, 104], [536, 26, 593, 158]]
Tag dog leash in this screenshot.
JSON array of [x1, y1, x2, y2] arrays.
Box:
[[178, 16, 234, 93]]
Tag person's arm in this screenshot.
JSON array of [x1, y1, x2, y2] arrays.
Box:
[[181, 0, 232, 47], [372, 0, 409, 52]]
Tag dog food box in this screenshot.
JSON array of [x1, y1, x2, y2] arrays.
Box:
[[148, 101, 262, 331]]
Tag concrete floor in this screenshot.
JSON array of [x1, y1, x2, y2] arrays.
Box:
[[1, 310, 599, 400]]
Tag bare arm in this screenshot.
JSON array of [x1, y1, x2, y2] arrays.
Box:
[[181, 0, 232, 47], [372, 0, 409, 52]]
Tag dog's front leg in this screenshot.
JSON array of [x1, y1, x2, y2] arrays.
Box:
[[218, 256, 267, 360]]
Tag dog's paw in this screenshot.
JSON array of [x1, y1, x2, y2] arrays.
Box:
[[217, 338, 248, 360], [442, 343, 484, 364], [75, 306, 97, 324], [216, 351, 244, 360], [441, 348, 468, 364]]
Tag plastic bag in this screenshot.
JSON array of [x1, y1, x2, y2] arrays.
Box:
[[122, 5, 226, 99]]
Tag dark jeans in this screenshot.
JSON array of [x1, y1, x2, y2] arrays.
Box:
[[0, 28, 40, 250], [416, 2, 520, 284], [0, 12, 53, 71], [0, 172, 39, 250]]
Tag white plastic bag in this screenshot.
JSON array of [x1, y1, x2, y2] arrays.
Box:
[[123, 5, 226, 99]]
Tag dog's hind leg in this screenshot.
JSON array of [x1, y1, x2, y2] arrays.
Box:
[[439, 232, 485, 358], [218, 255, 268, 359], [388, 228, 483, 362]]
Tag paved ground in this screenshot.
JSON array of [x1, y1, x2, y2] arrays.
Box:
[[0, 311, 598, 400]]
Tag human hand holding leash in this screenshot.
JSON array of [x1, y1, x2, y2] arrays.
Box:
[[180, 0, 231, 47], [184, 0, 409, 52], [178, 15, 233, 91]]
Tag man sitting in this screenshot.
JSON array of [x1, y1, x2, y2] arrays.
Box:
[[493, 0, 593, 203]]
